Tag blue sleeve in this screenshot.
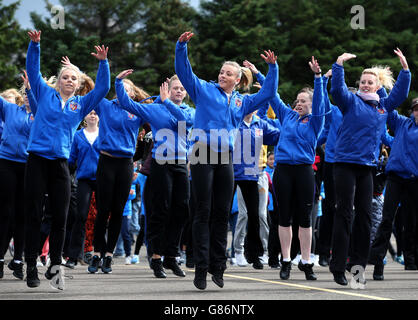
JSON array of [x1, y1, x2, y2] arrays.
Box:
[[317, 127, 328, 146], [115, 78, 169, 127], [386, 109, 406, 136], [322, 75, 332, 119], [68, 134, 79, 167], [79, 60, 111, 119], [377, 87, 388, 99], [0, 96, 11, 121], [256, 101, 268, 120], [26, 41, 52, 101], [175, 41, 208, 104], [319, 76, 332, 145], [239, 63, 279, 118], [260, 118, 280, 146], [330, 63, 356, 114], [163, 99, 195, 127], [256, 72, 266, 86], [380, 124, 394, 148], [26, 88, 38, 115], [257, 102, 281, 130], [269, 93, 293, 124], [381, 69, 411, 113], [311, 76, 325, 135]]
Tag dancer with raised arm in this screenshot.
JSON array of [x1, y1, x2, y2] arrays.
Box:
[[175, 31, 278, 290], [24, 30, 110, 289], [329, 49, 410, 286]]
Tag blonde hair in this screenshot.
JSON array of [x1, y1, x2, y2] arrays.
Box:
[[362, 66, 395, 90], [222, 61, 242, 79], [55, 66, 82, 92], [1, 88, 24, 106], [168, 74, 189, 101], [168, 74, 180, 90], [236, 67, 253, 92], [298, 87, 314, 101]]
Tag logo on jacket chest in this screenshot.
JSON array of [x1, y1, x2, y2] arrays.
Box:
[[255, 128, 263, 137], [125, 111, 137, 120], [235, 98, 242, 108], [68, 102, 80, 113], [301, 117, 309, 124]]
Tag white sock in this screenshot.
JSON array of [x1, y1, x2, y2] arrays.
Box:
[[14, 260, 22, 264], [283, 258, 291, 262], [0, 259, 4, 262], [301, 259, 311, 265]]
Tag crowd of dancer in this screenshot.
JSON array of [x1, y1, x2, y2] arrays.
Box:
[[0, 29, 416, 291]]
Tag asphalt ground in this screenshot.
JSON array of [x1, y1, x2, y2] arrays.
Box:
[[1, 235, 417, 318]]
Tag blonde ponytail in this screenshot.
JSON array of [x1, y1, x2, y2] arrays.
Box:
[[237, 67, 253, 93]]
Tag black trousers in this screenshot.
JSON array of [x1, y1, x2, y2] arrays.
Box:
[[66, 179, 97, 260], [369, 173, 418, 266], [317, 162, 336, 257], [24, 153, 71, 266], [274, 164, 315, 228], [93, 154, 133, 254], [143, 176, 153, 258], [233, 180, 264, 262], [181, 180, 194, 258], [190, 147, 234, 274], [268, 177, 281, 264], [0, 159, 26, 261], [63, 174, 78, 258], [329, 163, 373, 273], [147, 158, 189, 257]]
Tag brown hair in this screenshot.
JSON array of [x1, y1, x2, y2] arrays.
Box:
[[76, 73, 95, 96]]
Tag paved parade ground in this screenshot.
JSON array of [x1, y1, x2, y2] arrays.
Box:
[[1, 250, 417, 302]]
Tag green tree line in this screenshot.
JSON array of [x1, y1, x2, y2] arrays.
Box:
[[1, 0, 417, 114]]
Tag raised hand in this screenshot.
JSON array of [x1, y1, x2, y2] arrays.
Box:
[[324, 69, 332, 78], [28, 30, 41, 43], [61, 56, 73, 67], [394, 48, 409, 70], [243, 60, 259, 74], [178, 31, 194, 43], [160, 81, 170, 102], [336, 53, 356, 66], [260, 50, 277, 64], [21, 70, 31, 90], [309, 56, 322, 75], [116, 69, 133, 79], [91, 45, 109, 61], [61, 56, 80, 71]]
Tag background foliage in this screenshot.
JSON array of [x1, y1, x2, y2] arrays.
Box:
[[1, 0, 417, 114]]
